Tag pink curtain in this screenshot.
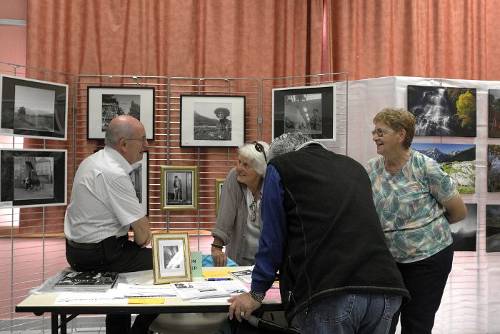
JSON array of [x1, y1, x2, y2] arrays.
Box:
[[27, 0, 500, 80], [332, 0, 500, 80], [27, 0, 329, 78]]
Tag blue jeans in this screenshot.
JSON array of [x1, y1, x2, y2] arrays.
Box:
[[292, 293, 402, 334]]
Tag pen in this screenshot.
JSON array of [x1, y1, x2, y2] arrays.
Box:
[[206, 278, 233, 281]]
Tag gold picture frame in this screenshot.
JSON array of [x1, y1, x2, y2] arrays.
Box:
[[152, 233, 192, 284], [215, 178, 225, 215], [160, 166, 198, 210]]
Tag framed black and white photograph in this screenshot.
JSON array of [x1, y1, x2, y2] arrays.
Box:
[[129, 152, 148, 215], [215, 178, 224, 215], [407, 85, 476, 137], [160, 166, 198, 210], [411, 143, 475, 194], [152, 233, 191, 284], [450, 203, 477, 251], [0, 75, 68, 140], [87, 86, 155, 139], [180, 95, 245, 147], [0, 149, 66, 208], [272, 84, 336, 140]]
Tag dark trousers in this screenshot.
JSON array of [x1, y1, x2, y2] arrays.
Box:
[[66, 236, 157, 334], [389, 244, 453, 334]]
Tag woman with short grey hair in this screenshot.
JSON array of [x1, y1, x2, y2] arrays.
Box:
[[211, 141, 269, 266]]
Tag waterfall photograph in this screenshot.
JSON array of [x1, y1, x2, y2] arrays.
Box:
[[411, 143, 475, 194], [486, 205, 500, 252], [407, 85, 476, 137]]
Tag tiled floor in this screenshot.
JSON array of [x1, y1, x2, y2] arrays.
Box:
[[2, 236, 500, 333]]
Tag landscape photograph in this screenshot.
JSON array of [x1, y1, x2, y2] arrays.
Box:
[[411, 143, 475, 194], [407, 85, 476, 137]]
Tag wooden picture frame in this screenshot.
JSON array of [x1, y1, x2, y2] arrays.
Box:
[[87, 86, 155, 139], [215, 178, 225, 215], [0, 75, 68, 140], [180, 95, 245, 147], [272, 84, 336, 140], [0, 149, 67, 208], [152, 233, 192, 284], [160, 166, 198, 210]]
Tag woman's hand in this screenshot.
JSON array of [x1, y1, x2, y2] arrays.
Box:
[[211, 245, 228, 266]]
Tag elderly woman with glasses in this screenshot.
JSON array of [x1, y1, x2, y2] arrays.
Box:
[[211, 141, 269, 267], [366, 107, 467, 334]]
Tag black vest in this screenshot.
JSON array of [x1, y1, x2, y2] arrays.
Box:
[[270, 144, 409, 320]]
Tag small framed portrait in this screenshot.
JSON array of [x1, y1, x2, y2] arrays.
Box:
[[180, 95, 245, 147], [0, 75, 68, 140], [215, 178, 225, 215], [152, 233, 192, 284], [160, 166, 198, 210], [129, 152, 148, 215], [272, 84, 336, 140], [0, 149, 67, 208], [87, 86, 155, 140]]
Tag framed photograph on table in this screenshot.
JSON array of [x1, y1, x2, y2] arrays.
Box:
[[0, 149, 67, 208], [129, 152, 148, 215], [180, 95, 245, 147], [152, 233, 192, 284], [215, 178, 225, 215], [272, 84, 336, 140], [87, 86, 155, 139], [0, 75, 68, 140], [160, 166, 198, 210]]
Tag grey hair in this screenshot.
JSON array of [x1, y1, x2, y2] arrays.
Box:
[[238, 141, 269, 176], [104, 116, 135, 147], [268, 132, 312, 161]]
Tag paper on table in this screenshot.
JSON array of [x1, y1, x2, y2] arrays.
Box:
[[113, 283, 177, 298], [202, 268, 233, 278], [128, 297, 165, 304], [174, 281, 229, 300], [55, 292, 125, 305]]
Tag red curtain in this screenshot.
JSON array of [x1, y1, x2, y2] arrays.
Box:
[[27, 0, 329, 78], [26, 0, 500, 80]]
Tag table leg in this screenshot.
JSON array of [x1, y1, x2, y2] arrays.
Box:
[[51, 313, 58, 334], [60, 314, 67, 334]]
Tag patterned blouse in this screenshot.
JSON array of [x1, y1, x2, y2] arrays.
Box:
[[366, 150, 458, 263]]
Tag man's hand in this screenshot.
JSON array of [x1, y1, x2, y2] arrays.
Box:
[[211, 246, 227, 267], [227, 292, 261, 322]]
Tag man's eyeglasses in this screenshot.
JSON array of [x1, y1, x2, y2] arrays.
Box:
[[253, 142, 267, 163], [125, 136, 147, 143], [371, 128, 393, 137]]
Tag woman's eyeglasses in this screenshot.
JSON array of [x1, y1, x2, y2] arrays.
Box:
[[253, 142, 267, 163], [371, 128, 393, 137]]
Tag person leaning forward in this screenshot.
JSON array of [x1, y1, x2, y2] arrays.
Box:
[[64, 115, 156, 334], [228, 132, 410, 334]]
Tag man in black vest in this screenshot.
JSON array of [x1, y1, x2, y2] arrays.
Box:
[[228, 132, 409, 334]]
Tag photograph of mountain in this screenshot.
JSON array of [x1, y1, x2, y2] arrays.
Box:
[[411, 143, 475, 194], [450, 203, 477, 251], [407, 85, 476, 137]]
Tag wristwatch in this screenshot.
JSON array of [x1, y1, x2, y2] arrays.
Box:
[[249, 290, 265, 303]]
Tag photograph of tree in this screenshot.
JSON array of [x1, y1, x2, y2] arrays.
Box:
[[411, 143, 475, 194], [450, 203, 477, 251], [407, 85, 476, 137], [486, 205, 500, 252], [488, 89, 500, 137], [488, 145, 500, 192]]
